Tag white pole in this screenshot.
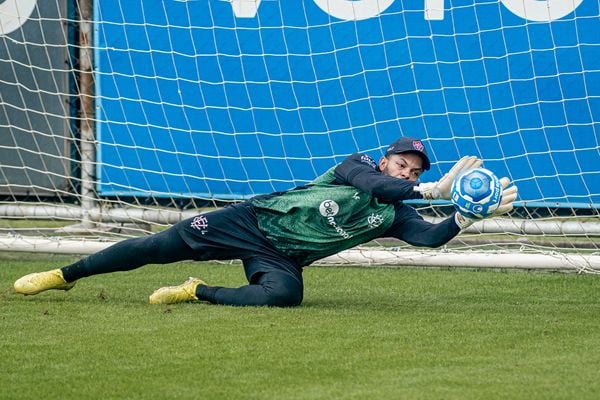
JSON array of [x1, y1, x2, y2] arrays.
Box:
[[0, 236, 598, 272], [320, 249, 600, 273], [0, 204, 197, 224], [78, 0, 95, 228], [0, 204, 597, 235]]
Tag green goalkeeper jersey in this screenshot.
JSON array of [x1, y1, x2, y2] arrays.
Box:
[[250, 167, 396, 266]]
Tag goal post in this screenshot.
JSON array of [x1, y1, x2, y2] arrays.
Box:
[[0, 0, 598, 272]]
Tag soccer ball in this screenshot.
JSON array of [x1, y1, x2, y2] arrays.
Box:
[[451, 168, 502, 219]]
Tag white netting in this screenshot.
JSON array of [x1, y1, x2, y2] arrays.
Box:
[[0, 0, 598, 271]]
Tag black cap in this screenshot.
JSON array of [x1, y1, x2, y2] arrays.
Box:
[[385, 137, 431, 170]]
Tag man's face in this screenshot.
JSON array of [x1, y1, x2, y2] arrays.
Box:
[[379, 153, 423, 182]]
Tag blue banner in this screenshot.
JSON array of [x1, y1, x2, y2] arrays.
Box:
[[94, 0, 599, 207]]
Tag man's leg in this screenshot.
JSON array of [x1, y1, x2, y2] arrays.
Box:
[[14, 226, 195, 295], [195, 269, 303, 307], [150, 256, 304, 307], [60, 226, 195, 281], [148, 203, 305, 307]]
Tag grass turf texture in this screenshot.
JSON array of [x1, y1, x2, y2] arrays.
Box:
[[1, 254, 599, 400]]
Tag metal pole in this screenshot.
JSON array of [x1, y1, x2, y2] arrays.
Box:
[[0, 236, 598, 272], [78, 0, 95, 228]]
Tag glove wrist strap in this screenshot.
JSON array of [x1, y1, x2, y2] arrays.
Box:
[[454, 213, 475, 229]]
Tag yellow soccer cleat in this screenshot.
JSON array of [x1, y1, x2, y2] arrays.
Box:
[[148, 277, 206, 305], [14, 269, 76, 295]]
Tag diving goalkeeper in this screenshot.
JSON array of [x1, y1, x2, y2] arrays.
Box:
[[14, 137, 517, 307]]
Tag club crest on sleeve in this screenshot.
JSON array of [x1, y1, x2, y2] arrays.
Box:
[[360, 154, 376, 168], [367, 213, 384, 228], [191, 215, 209, 234]]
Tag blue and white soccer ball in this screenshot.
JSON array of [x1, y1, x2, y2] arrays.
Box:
[[451, 168, 502, 219]]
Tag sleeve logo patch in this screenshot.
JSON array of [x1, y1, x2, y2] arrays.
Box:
[[191, 215, 209, 235], [360, 154, 377, 169], [367, 213, 385, 228]]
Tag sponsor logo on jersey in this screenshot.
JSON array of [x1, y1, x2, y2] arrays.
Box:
[[190, 215, 209, 235], [319, 199, 352, 239], [367, 213, 384, 228], [319, 199, 339, 217], [360, 154, 377, 169]]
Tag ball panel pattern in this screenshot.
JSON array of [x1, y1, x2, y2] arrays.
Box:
[[451, 168, 502, 219]]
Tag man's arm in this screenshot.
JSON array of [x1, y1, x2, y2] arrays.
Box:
[[384, 177, 518, 246], [334, 153, 483, 202], [333, 153, 422, 202], [383, 205, 461, 248]]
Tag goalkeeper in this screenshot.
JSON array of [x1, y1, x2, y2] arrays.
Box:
[[14, 137, 517, 307]]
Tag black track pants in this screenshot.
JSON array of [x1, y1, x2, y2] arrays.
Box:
[[60, 204, 304, 307]]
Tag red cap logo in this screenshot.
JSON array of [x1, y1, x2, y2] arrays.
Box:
[[412, 140, 424, 152]]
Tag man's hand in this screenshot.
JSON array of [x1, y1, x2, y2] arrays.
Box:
[[455, 177, 518, 229], [414, 156, 482, 200]]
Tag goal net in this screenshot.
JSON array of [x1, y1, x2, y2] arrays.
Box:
[[1, 0, 599, 272]]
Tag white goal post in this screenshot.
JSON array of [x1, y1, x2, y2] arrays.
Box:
[[0, 0, 598, 272]]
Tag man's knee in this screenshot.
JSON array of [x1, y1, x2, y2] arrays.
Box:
[[260, 273, 303, 307]]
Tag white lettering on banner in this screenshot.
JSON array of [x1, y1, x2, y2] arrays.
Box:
[[425, 0, 444, 20], [500, 0, 584, 22], [312, 0, 394, 21], [0, 0, 37, 35], [229, 0, 395, 20], [229, 0, 586, 22], [2, 0, 584, 34], [230, 0, 262, 18]]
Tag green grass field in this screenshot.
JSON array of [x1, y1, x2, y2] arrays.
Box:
[[2, 253, 599, 400]]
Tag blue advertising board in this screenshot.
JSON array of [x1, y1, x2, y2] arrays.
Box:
[[94, 0, 599, 207]]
